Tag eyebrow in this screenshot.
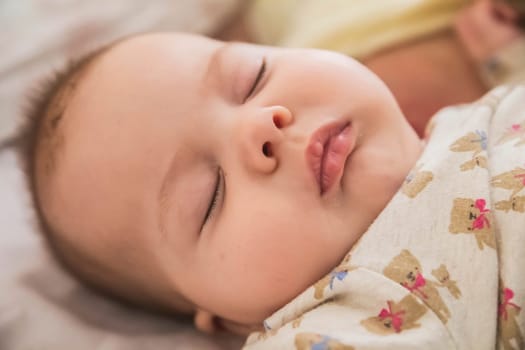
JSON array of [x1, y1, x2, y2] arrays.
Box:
[[203, 42, 231, 88], [158, 151, 179, 236]]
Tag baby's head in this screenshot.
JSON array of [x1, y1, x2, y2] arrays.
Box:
[[15, 32, 421, 334]]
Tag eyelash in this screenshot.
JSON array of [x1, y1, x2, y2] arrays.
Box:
[[203, 167, 222, 225], [245, 57, 266, 100], [202, 58, 265, 226]]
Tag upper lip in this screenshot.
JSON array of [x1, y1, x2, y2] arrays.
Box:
[[305, 120, 353, 195]]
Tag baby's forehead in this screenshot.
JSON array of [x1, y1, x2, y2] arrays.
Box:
[[58, 32, 229, 174], [91, 32, 220, 74], [59, 33, 223, 173], [64, 33, 223, 132], [70, 33, 220, 104]]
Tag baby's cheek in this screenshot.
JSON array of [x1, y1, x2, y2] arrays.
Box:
[[224, 224, 325, 312]]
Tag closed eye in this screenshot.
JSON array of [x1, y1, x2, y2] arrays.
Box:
[[244, 57, 266, 101], [202, 167, 223, 229]]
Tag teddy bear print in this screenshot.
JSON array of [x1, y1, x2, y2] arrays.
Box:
[[361, 295, 427, 335], [449, 130, 488, 171], [491, 167, 525, 199], [401, 165, 433, 198], [449, 198, 496, 250], [313, 254, 354, 300], [383, 250, 452, 323], [431, 264, 462, 299], [294, 333, 355, 350], [498, 285, 524, 350], [460, 155, 488, 171], [495, 194, 525, 213], [496, 121, 525, 147]]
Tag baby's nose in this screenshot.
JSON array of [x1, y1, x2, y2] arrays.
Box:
[[240, 105, 293, 174]]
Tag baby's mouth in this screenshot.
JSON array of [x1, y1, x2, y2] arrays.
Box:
[[305, 120, 354, 195]]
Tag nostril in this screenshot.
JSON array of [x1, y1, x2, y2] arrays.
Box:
[[273, 115, 283, 129], [262, 142, 273, 157]]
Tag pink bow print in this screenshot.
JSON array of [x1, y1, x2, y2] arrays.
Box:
[[472, 198, 490, 230], [499, 288, 521, 321], [402, 273, 428, 299], [378, 301, 405, 333]]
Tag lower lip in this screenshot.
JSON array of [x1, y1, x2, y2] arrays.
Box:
[[307, 122, 354, 195]]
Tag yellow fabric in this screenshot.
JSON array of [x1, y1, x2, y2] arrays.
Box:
[[246, 0, 471, 59]]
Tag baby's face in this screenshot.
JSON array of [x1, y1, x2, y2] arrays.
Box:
[[44, 33, 421, 325]]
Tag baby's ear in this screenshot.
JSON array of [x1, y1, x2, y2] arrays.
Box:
[[194, 309, 262, 336], [194, 309, 218, 334]]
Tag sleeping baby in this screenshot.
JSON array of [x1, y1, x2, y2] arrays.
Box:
[[11, 32, 525, 349]]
